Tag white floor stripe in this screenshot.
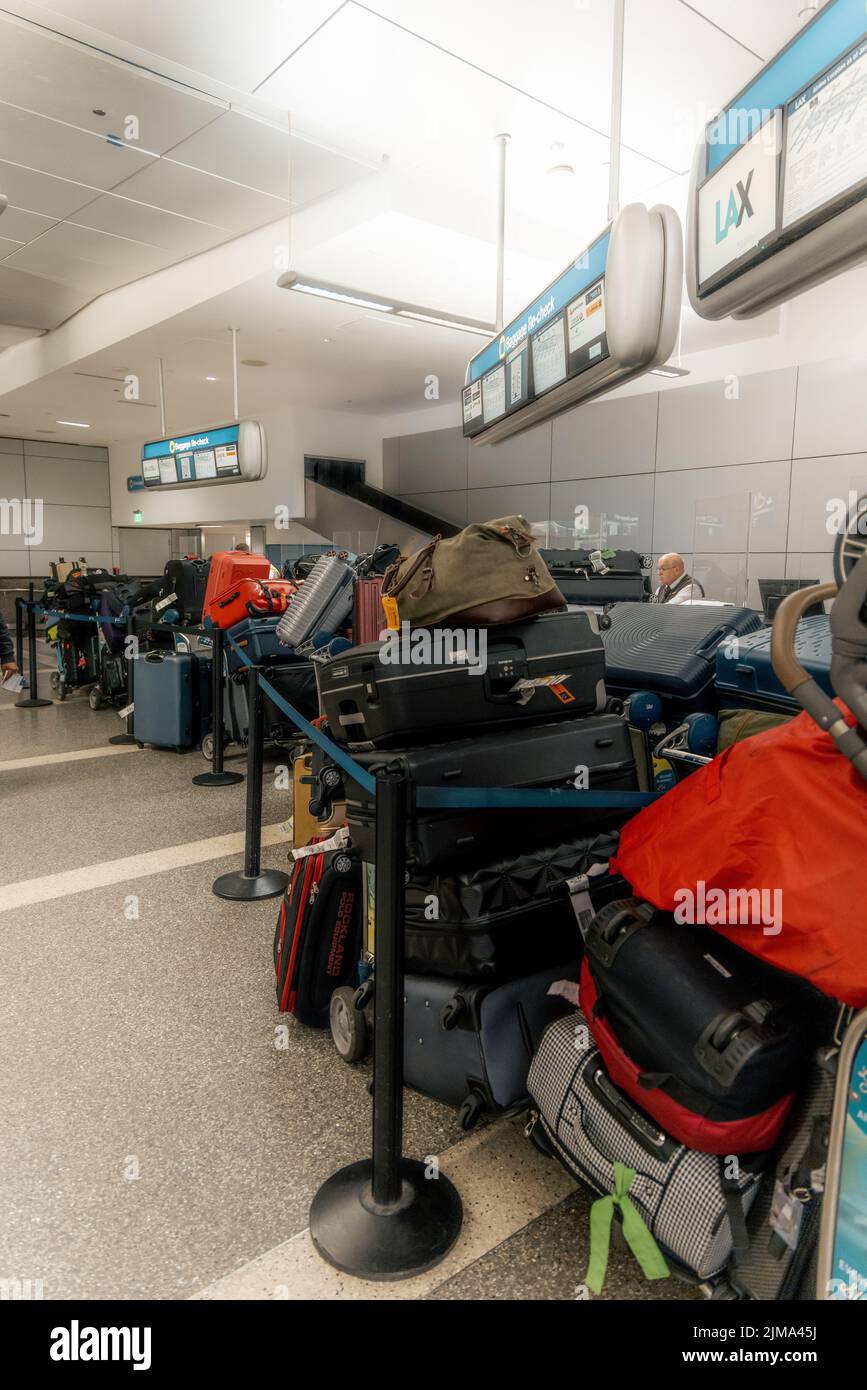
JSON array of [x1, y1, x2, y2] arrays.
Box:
[[192, 1115, 574, 1301], [0, 823, 290, 913], [0, 744, 142, 772]]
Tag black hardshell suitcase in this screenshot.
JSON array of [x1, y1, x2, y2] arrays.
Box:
[[404, 963, 579, 1130], [602, 602, 762, 715], [541, 549, 650, 606], [405, 832, 619, 980], [344, 715, 638, 870], [316, 611, 606, 750], [161, 558, 210, 624], [274, 848, 363, 1028]]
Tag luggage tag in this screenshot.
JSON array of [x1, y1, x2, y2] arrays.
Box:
[[510, 673, 569, 706], [381, 596, 400, 632], [291, 826, 351, 860], [769, 1180, 805, 1251], [154, 591, 178, 613], [564, 863, 609, 939]]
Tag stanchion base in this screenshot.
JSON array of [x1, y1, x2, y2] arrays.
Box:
[[309, 1158, 463, 1281], [109, 733, 136, 746], [193, 770, 244, 787], [212, 868, 288, 901], [15, 697, 52, 708]]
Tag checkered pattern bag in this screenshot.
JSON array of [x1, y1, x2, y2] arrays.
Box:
[[528, 1011, 763, 1282]]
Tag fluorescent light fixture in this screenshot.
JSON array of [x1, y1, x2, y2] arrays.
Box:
[[277, 272, 495, 336], [56, 419, 91, 427], [205, 375, 217, 382], [650, 366, 691, 379]]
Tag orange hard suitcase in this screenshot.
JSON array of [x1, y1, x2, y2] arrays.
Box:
[[203, 551, 271, 625]]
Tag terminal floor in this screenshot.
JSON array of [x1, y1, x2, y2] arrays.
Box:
[[0, 669, 702, 1302]]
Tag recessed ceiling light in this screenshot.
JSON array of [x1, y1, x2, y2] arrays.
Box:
[[650, 365, 691, 379], [205, 375, 217, 381], [241, 359, 268, 368], [547, 164, 575, 180], [36, 428, 56, 433], [92, 107, 107, 117], [56, 420, 90, 428], [323, 337, 331, 343]]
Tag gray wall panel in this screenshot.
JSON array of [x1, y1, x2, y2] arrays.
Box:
[[551, 475, 655, 554], [24, 454, 110, 508], [399, 427, 467, 494], [653, 460, 791, 555], [468, 423, 552, 489], [787, 454, 867, 553], [794, 359, 867, 460], [552, 391, 658, 481], [402, 491, 468, 528], [466, 484, 551, 526], [656, 368, 797, 472]]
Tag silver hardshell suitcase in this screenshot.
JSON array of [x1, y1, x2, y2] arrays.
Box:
[[276, 554, 355, 648]]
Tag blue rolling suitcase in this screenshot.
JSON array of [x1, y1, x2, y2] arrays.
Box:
[[132, 650, 210, 751], [602, 602, 762, 717], [225, 616, 305, 673], [715, 614, 833, 714]]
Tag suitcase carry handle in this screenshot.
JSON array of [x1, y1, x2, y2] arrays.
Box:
[[218, 590, 241, 608], [582, 1057, 673, 1159]]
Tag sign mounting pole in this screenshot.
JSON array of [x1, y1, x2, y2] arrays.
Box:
[[231, 327, 240, 423], [495, 133, 510, 332], [608, 0, 626, 223], [157, 357, 167, 437]]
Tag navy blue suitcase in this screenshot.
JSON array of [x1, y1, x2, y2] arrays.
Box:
[[403, 962, 579, 1129], [225, 617, 304, 673], [602, 602, 762, 716], [715, 614, 833, 713]]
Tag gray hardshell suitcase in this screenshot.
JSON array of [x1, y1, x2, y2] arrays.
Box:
[[276, 554, 354, 647], [133, 650, 197, 750]]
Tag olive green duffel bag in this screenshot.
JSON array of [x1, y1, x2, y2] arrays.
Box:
[[381, 517, 566, 628]]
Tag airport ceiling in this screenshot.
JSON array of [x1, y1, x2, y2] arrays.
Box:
[[0, 0, 826, 437]]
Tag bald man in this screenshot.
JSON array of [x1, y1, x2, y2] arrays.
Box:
[[654, 554, 705, 605]]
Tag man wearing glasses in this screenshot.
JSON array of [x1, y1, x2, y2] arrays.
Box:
[[654, 554, 705, 605]]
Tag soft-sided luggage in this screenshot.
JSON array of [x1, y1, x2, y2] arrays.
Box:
[[382, 517, 565, 628], [99, 588, 128, 654], [208, 578, 296, 630], [343, 716, 637, 869], [58, 623, 99, 688], [581, 899, 833, 1155], [405, 833, 619, 981], [528, 1010, 765, 1284], [225, 615, 303, 672], [203, 551, 271, 625], [541, 549, 650, 606], [274, 847, 363, 1028], [161, 558, 210, 624], [276, 554, 354, 648], [224, 664, 318, 747], [716, 707, 792, 750], [317, 611, 606, 750], [403, 963, 579, 1130], [132, 649, 209, 750], [99, 647, 127, 701], [612, 703, 867, 1009], [601, 602, 762, 714], [353, 576, 385, 645], [715, 614, 833, 714]]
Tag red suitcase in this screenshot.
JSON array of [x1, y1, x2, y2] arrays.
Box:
[[203, 551, 271, 624], [353, 576, 385, 644], [209, 578, 296, 628]]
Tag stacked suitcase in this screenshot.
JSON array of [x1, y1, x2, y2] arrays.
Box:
[[308, 606, 643, 1127]]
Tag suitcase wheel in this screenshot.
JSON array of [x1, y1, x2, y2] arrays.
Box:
[[201, 733, 215, 762], [458, 1090, 486, 1132], [88, 686, 104, 710], [330, 986, 368, 1064]]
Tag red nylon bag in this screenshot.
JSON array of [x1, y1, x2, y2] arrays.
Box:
[[611, 705, 867, 1008]]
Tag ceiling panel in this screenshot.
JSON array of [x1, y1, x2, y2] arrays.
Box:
[[685, 0, 820, 62], [0, 101, 156, 189], [0, 235, 24, 258], [10, 0, 345, 92], [0, 262, 90, 327], [0, 16, 227, 152], [0, 204, 58, 240], [68, 192, 232, 254], [165, 110, 289, 198], [4, 220, 176, 292], [111, 157, 287, 231], [0, 158, 98, 218]]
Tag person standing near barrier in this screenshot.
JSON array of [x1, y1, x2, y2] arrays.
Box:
[[0, 612, 19, 678]]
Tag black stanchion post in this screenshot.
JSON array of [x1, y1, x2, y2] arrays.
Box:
[[15, 585, 51, 709], [309, 766, 463, 1280], [193, 625, 242, 787], [212, 665, 288, 901]]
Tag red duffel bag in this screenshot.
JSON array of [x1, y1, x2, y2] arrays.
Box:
[[611, 703, 867, 1008]]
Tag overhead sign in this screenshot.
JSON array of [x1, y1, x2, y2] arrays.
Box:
[[688, 0, 867, 319], [140, 420, 267, 489], [463, 204, 682, 446], [126, 475, 145, 492]]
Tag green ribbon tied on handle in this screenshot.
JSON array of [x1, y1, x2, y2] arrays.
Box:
[[586, 1163, 670, 1295]]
